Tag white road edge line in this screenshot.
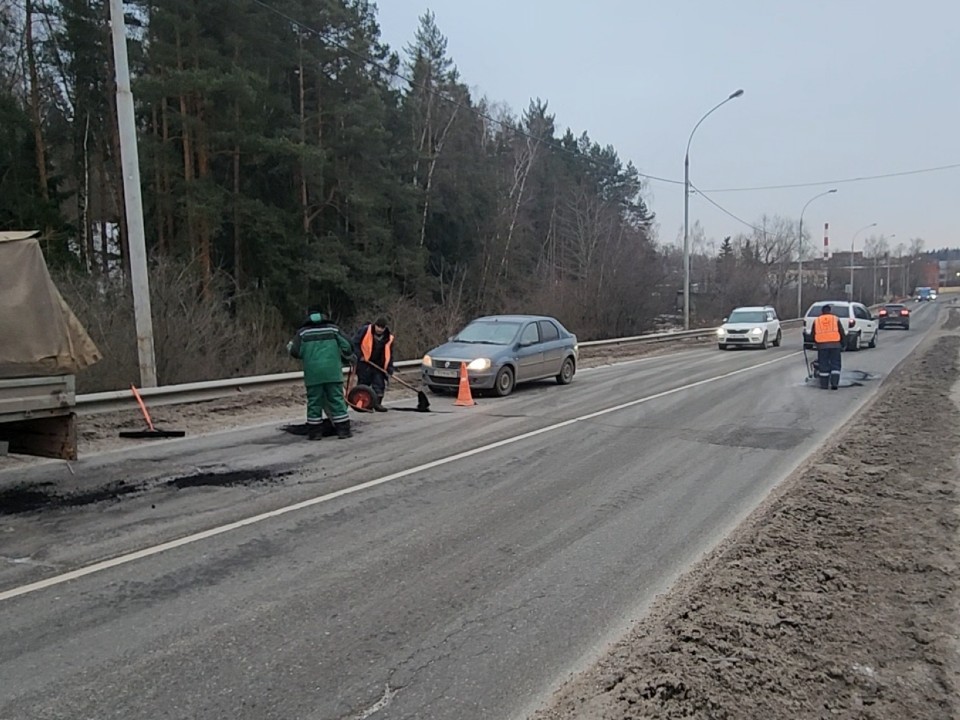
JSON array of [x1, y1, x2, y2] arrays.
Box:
[[0, 351, 801, 604]]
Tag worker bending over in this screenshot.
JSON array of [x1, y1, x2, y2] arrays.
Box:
[[811, 304, 847, 390]]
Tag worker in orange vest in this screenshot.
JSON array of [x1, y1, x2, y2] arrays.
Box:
[[353, 317, 395, 411], [811, 304, 847, 390]]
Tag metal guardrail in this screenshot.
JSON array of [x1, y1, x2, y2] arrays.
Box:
[[73, 308, 885, 415]]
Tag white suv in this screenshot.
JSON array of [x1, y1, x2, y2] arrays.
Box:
[[802, 301, 878, 351], [717, 306, 782, 350]]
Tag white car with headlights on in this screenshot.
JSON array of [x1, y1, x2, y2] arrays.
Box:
[[421, 314, 578, 397], [717, 306, 782, 350]]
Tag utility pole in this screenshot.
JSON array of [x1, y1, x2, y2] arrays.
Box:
[[849, 223, 876, 302], [109, 0, 157, 387]]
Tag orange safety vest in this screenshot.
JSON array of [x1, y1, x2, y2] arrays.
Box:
[[359, 325, 393, 368], [813, 314, 841, 343]]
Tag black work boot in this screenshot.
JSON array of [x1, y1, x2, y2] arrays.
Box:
[[308, 425, 323, 441], [374, 399, 388, 413], [335, 420, 352, 439], [830, 372, 840, 390], [819, 375, 829, 390]]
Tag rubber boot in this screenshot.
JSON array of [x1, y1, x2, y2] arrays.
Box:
[[819, 375, 829, 390], [830, 371, 840, 390], [374, 395, 388, 413], [335, 420, 352, 439], [308, 424, 323, 441]]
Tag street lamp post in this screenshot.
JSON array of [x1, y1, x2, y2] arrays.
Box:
[[797, 188, 837, 317], [683, 88, 744, 330], [849, 223, 877, 301], [884, 234, 896, 301]]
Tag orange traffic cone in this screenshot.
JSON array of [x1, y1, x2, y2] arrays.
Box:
[[454, 361, 475, 407]]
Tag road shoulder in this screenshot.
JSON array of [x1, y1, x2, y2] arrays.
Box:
[[533, 321, 960, 719]]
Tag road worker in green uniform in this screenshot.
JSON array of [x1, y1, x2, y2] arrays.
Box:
[[287, 307, 356, 440]]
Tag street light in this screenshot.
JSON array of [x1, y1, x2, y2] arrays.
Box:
[[849, 222, 877, 301], [683, 88, 744, 330], [883, 234, 896, 301], [797, 188, 837, 316]]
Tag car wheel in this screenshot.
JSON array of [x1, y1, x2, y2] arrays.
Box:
[[427, 385, 447, 396], [760, 332, 769, 350], [905, 324, 910, 331], [773, 329, 782, 347], [556, 357, 575, 385], [718, 343, 727, 350], [494, 366, 515, 397], [868, 329, 877, 348], [848, 333, 861, 351]]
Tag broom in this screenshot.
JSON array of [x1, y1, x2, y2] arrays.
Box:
[[119, 385, 186, 439]]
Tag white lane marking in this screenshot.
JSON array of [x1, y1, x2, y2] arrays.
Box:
[[0, 351, 801, 603]]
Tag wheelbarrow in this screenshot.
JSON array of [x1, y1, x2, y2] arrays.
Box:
[[345, 362, 377, 412]]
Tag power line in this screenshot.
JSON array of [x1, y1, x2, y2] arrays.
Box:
[[700, 162, 960, 192], [689, 181, 767, 235], [249, 0, 683, 186]]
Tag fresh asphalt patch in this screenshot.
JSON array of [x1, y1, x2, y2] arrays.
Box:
[[0, 468, 293, 516]]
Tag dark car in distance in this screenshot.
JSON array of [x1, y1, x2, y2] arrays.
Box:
[[878, 304, 910, 330]]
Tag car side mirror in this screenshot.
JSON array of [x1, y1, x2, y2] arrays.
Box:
[[722, 317, 728, 323]]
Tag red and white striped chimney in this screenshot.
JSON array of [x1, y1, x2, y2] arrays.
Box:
[[823, 223, 829, 260]]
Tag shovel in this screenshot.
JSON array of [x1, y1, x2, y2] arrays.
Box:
[[367, 362, 431, 412]]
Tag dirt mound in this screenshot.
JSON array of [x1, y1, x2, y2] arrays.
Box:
[[534, 335, 960, 719], [944, 308, 960, 331]]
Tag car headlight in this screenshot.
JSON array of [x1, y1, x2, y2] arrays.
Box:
[[717, 328, 726, 337], [750, 327, 763, 335], [422, 354, 433, 368], [467, 358, 491, 371]]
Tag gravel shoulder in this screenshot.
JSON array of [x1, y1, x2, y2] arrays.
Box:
[[532, 314, 960, 719]]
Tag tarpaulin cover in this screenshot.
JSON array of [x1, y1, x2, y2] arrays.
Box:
[[0, 231, 102, 378]]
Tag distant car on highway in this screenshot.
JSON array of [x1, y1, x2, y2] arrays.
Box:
[[878, 303, 911, 330], [421, 315, 578, 397], [716, 306, 782, 350], [803, 300, 878, 351], [916, 287, 935, 302]]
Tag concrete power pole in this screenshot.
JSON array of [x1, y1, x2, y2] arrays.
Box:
[[109, 0, 158, 387]]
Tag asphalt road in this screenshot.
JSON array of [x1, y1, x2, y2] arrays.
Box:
[[0, 299, 945, 720]]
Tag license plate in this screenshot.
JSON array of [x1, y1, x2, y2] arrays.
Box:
[[432, 368, 459, 378]]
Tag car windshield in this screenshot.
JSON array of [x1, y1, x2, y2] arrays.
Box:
[[727, 311, 767, 324], [807, 304, 848, 317], [454, 321, 521, 345]]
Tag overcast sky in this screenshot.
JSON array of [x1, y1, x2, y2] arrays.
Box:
[[374, 0, 959, 255]]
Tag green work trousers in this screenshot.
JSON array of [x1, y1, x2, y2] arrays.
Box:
[[306, 382, 349, 425]]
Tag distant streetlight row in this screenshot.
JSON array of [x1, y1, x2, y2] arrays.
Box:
[[682, 92, 890, 323]]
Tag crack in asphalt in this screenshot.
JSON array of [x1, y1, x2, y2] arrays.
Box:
[[386, 591, 551, 704]]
